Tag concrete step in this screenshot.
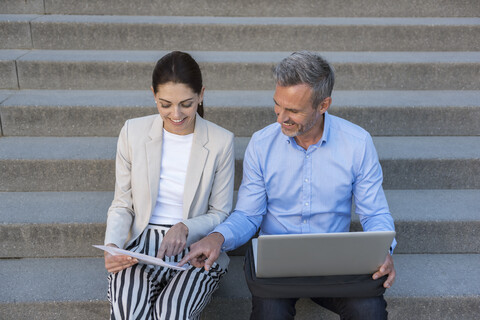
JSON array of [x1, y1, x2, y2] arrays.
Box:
[[3, 15, 479, 51], [0, 137, 116, 192], [2, 50, 479, 90], [0, 254, 478, 319], [234, 136, 480, 190], [1, 189, 479, 258], [2, 90, 480, 137], [2, 0, 478, 17], [0, 90, 16, 104], [0, 192, 111, 258], [0, 90, 16, 135], [0, 136, 479, 192], [0, 50, 27, 90], [358, 189, 480, 254], [0, 0, 44, 15], [0, 15, 35, 49], [370, 136, 480, 189]]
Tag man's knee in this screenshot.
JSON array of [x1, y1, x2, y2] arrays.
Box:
[[250, 296, 298, 320], [342, 296, 387, 320]]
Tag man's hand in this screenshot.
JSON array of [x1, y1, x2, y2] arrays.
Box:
[[178, 232, 225, 271], [104, 243, 138, 273], [373, 253, 396, 288], [157, 222, 189, 259]]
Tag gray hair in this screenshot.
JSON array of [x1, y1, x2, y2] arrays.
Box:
[[273, 51, 335, 109]]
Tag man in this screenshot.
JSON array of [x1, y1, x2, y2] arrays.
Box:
[[179, 51, 396, 319]]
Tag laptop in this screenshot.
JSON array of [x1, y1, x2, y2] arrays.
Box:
[[252, 231, 395, 278]]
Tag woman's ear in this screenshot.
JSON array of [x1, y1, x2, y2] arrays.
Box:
[[151, 86, 158, 105], [199, 86, 205, 102]]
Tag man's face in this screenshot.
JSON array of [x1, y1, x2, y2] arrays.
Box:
[[273, 84, 324, 138]]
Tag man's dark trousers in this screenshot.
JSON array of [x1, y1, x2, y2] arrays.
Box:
[[250, 295, 388, 320]]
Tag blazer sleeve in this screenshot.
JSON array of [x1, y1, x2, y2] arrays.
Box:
[[182, 132, 235, 245], [104, 121, 135, 248]]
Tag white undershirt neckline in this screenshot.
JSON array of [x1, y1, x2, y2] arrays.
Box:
[[150, 129, 194, 225]]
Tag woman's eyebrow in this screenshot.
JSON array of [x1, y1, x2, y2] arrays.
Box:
[[158, 97, 194, 104]]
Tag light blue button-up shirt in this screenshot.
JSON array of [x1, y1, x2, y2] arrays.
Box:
[[214, 112, 396, 252]]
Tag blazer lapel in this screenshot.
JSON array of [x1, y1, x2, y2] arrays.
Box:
[[183, 116, 209, 219], [146, 115, 164, 217]]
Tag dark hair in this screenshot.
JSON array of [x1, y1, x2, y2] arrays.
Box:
[[152, 51, 204, 117], [273, 51, 335, 109]]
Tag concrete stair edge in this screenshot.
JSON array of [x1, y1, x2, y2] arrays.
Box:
[[1, 50, 479, 90], [0, 255, 479, 319], [1, 89, 480, 136], [1, 136, 480, 191], [2, 189, 479, 224], [1, 189, 479, 257], [2, 14, 479, 51], [2, 0, 480, 17]]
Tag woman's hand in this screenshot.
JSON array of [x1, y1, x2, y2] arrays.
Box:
[[157, 223, 189, 259], [104, 243, 138, 273]]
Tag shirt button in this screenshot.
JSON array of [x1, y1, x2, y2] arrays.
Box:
[[303, 220, 307, 224], [306, 155, 309, 158], [305, 179, 309, 182], [305, 202, 309, 206]]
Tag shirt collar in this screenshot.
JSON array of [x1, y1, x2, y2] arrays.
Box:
[[320, 111, 331, 145]]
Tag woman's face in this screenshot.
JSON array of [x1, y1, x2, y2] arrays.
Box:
[[152, 82, 204, 135]]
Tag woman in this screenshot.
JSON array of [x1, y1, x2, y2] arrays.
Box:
[[104, 51, 234, 319]]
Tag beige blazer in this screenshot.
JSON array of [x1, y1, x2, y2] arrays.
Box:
[[105, 114, 234, 268]]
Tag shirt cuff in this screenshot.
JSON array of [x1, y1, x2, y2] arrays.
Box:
[[389, 238, 397, 255], [210, 224, 236, 252]]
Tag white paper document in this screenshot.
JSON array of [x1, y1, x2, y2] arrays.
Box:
[[93, 245, 188, 271]]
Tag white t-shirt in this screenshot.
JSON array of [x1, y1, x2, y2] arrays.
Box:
[[150, 129, 193, 225]]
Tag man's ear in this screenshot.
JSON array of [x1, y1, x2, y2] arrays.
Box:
[[319, 97, 332, 114]]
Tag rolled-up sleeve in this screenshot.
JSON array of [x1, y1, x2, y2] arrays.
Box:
[[214, 136, 266, 251]]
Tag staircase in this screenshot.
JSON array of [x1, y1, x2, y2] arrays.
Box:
[[1, 0, 479, 319]]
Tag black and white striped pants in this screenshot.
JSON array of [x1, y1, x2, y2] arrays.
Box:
[[108, 224, 227, 320]]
